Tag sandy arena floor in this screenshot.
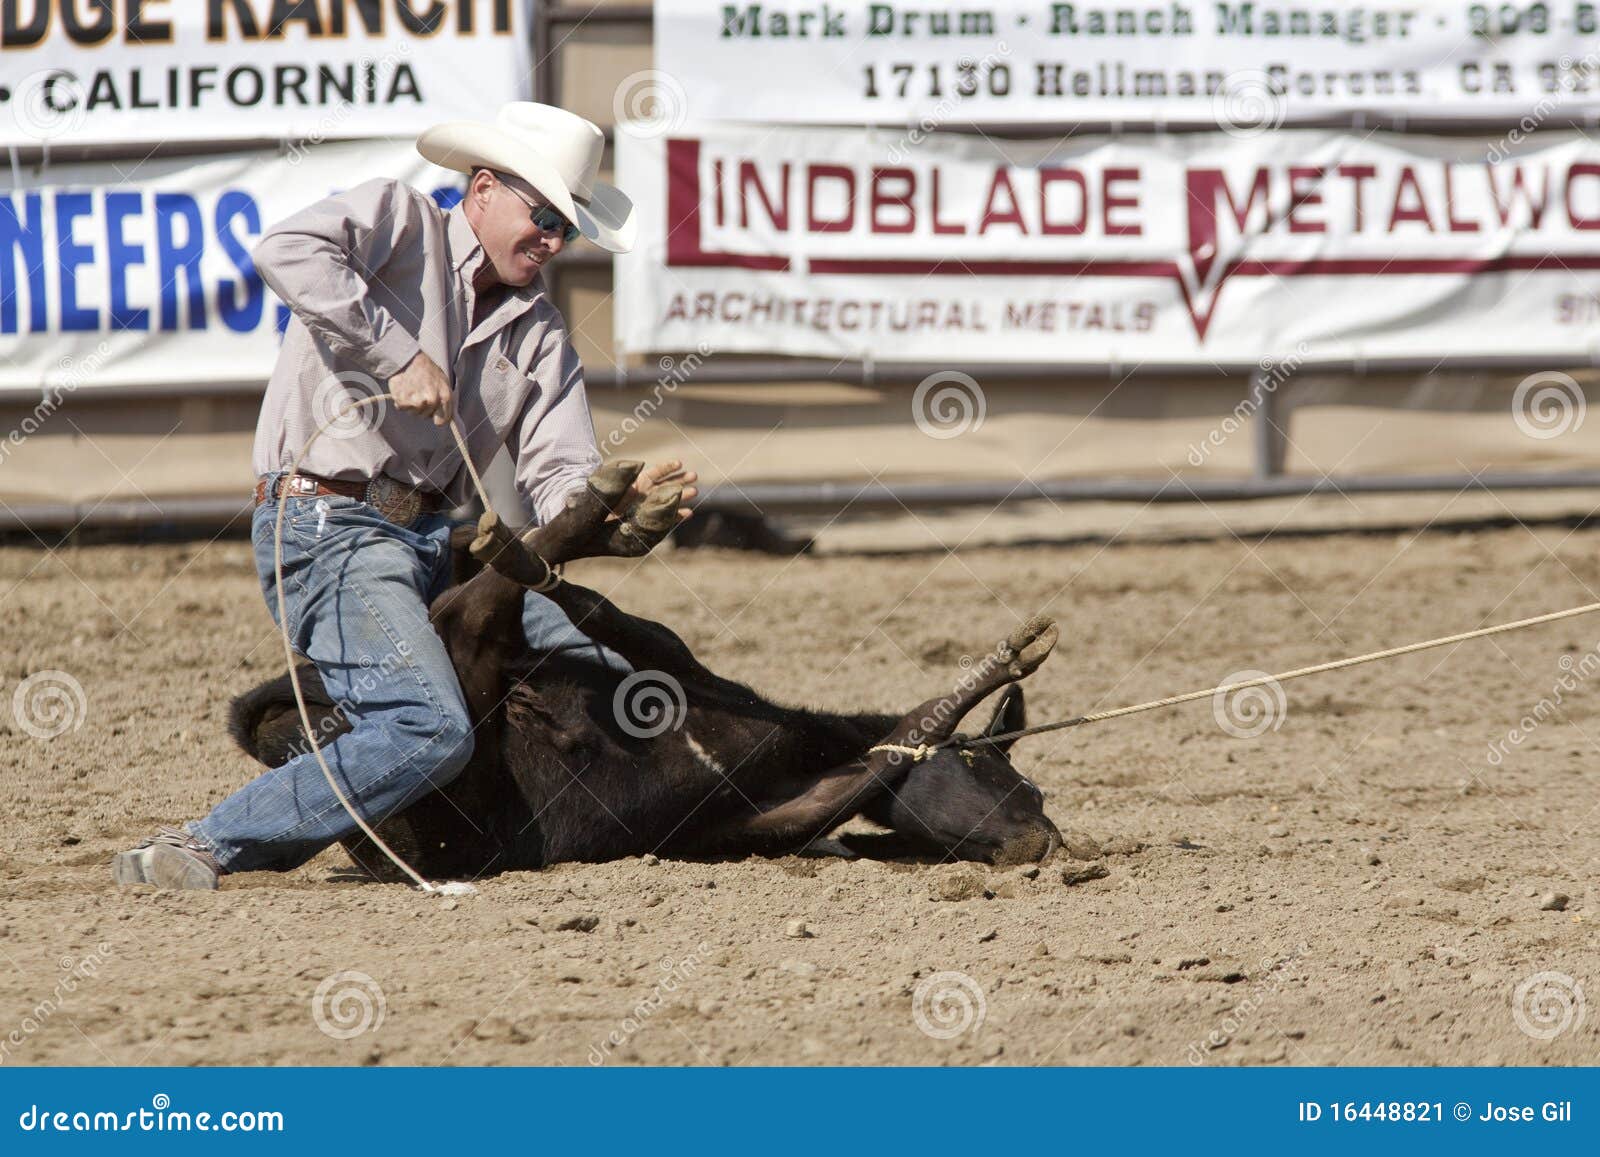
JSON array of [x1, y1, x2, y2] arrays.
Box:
[[1, 508, 1597, 1066]]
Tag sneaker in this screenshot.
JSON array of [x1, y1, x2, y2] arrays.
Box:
[[111, 826, 223, 891]]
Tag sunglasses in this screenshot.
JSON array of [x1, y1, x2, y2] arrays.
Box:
[[495, 173, 581, 244]]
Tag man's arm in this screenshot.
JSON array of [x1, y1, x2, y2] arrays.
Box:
[[511, 323, 604, 526], [251, 176, 427, 382]]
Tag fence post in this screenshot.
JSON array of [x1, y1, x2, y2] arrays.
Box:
[[1252, 369, 1286, 480]]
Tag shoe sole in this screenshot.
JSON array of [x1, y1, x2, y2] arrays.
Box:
[[111, 845, 219, 891]]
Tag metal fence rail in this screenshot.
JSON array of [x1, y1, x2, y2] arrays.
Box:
[[10, 470, 1600, 536]]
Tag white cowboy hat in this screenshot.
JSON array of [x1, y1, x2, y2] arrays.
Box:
[[417, 101, 636, 254]]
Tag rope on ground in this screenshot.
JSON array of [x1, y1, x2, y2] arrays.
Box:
[[273, 392, 492, 897]]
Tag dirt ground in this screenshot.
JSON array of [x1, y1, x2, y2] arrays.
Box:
[[2, 502, 1597, 1066]]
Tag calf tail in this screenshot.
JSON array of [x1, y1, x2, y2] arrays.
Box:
[[226, 664, 332, 760]]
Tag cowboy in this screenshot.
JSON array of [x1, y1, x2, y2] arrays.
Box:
[[112, 102, 696, 891]]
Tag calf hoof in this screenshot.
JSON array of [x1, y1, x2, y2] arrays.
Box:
[[558, 460, 645, 527], [586, 460, 645, 511], [540, 461, 646, 558], [609, 483, 684, 556], [1000, 615, 1058, 678]]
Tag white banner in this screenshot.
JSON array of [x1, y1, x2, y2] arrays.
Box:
[[614, 123, 1600, 365], [651, 0, 1600, 127], [0, 140, 463, 389], [1, 1, 530, 148]]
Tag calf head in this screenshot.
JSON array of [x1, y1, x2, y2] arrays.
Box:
[[865, 686, 1062, 865]]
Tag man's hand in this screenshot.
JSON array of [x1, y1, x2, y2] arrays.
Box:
[[388, 351, 454, 426], [619, 460, 698, 523]]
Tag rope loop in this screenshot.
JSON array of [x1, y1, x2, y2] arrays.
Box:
[[868, 742, 938, 763]]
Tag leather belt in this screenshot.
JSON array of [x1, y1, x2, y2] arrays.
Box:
[[254, 472, 448, 528]]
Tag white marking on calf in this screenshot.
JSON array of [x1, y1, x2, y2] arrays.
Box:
[[685, 732, 726, 776]]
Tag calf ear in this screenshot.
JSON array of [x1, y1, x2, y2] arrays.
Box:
[[982, 685, 1027, 753]]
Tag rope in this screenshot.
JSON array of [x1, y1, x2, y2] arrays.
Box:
[[272, 391, 497, 896], [867, 742, 937, 762], [963, 599, 1600, 750]]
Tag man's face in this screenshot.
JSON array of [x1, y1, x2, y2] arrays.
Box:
[[465, 169, 572, 289]]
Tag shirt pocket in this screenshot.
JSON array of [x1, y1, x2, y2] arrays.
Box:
[[478, 352, 538, 433]]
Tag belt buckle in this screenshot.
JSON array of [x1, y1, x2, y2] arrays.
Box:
[[364, 475, 425, 528]]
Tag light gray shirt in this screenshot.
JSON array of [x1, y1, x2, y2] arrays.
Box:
[[250, 176, 602, 524]]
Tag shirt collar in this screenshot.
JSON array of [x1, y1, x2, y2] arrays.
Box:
[[447, 199, 483, 277]]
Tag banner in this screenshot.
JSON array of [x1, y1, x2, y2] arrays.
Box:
[[1, 1, 529, 148], [0, 140, 463, 389], [651, 0, 1600, 127], [614, 123, 1600, 365]]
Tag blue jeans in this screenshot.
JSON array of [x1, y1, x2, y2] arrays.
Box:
[[189, 474, 632, 874]]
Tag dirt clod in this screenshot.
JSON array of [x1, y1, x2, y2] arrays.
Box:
[[1061, 830, 1102, 860], [929, 872, 985, 902], [1061, 862, 1111, 886]]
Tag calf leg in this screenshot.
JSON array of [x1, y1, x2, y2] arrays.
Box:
[[428, 461, 683, 721], [427, 564, 532, 725], [694, 617, 1061, 856], [539, 581, 751, 702], [693, 756, 891, 856], [472, 459, 681, 577], [447, 461, 728, 697], [888, 615, 1058, 753]]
